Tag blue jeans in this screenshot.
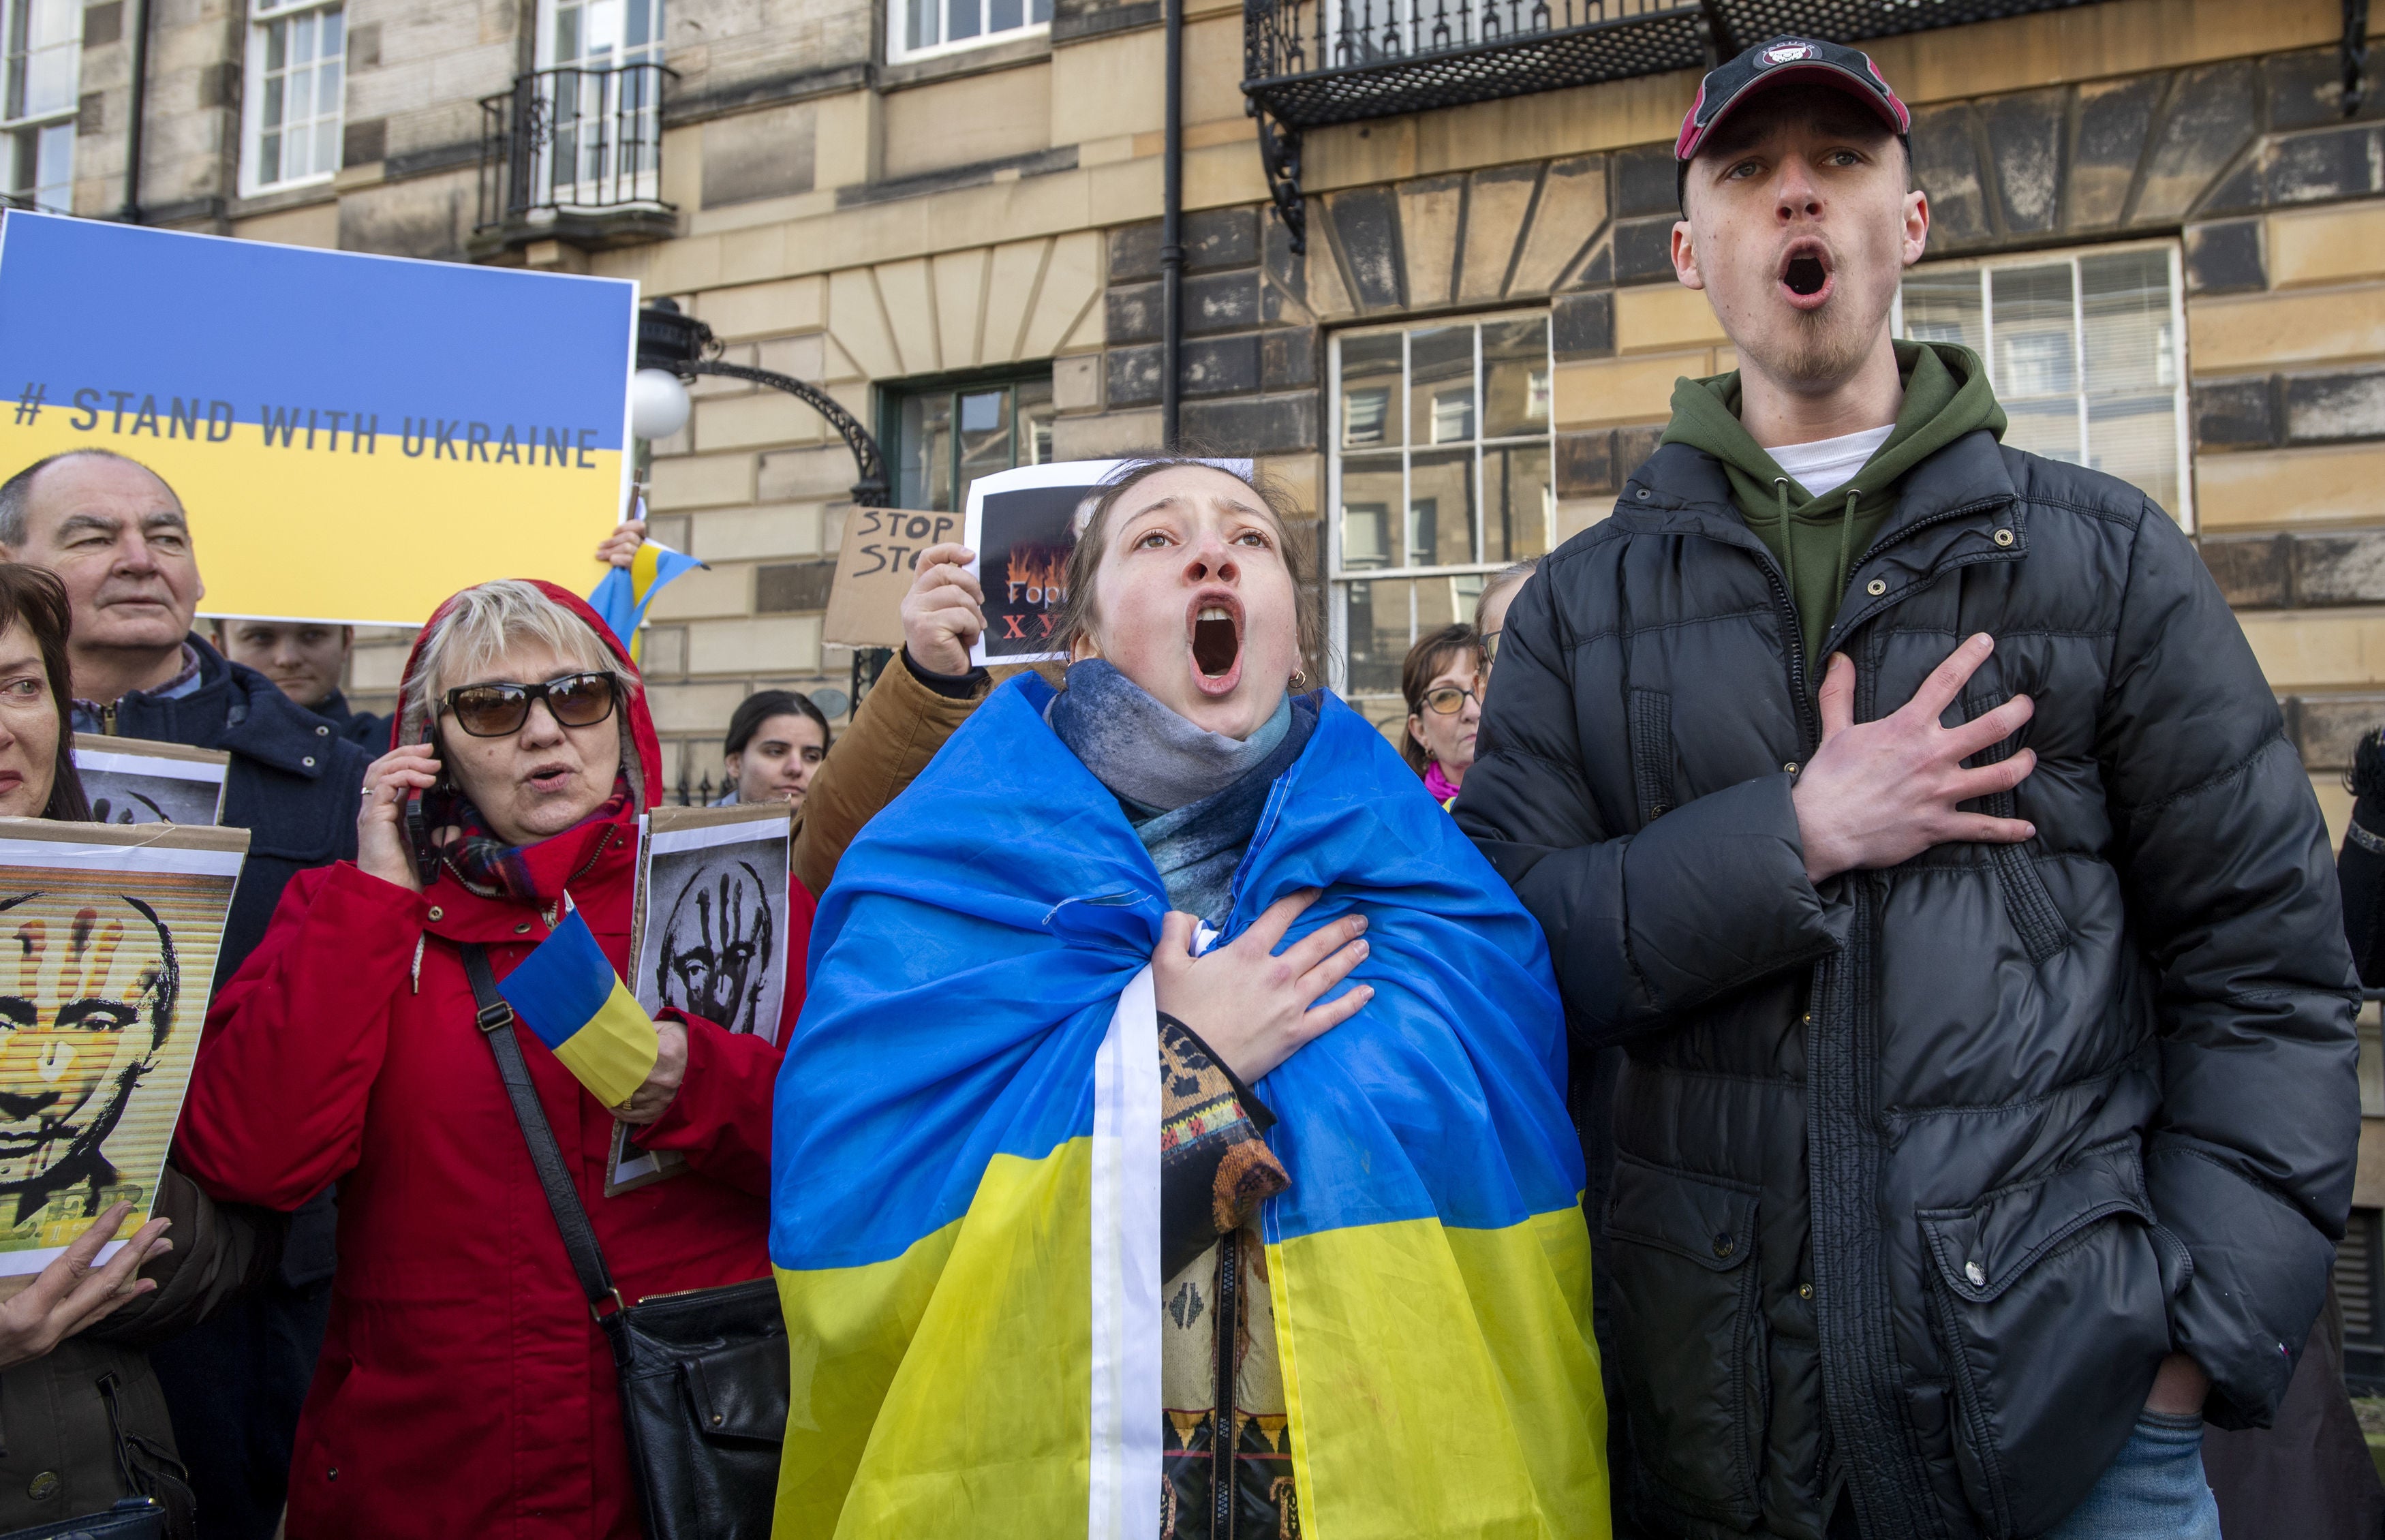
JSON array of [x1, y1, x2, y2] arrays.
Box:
[[2044, 1411, 2224, 1539]]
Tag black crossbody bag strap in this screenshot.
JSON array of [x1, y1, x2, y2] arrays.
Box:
[[459, 942, 623, 1317]]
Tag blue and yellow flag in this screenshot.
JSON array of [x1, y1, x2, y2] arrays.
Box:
[[587, 517, 703, 663], [497, 909, 658, 1107], [771, 675, 1607, 1538]]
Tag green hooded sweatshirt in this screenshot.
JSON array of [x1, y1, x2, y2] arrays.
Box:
[[1657, 339, 2007, 669]]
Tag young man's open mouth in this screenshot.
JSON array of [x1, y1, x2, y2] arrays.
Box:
[[1188, 591, 1244, 696], [1778, 238, 1836, 311]]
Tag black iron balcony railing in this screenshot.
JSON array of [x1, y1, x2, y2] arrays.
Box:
[[1241, 0, 2131, 251], [475, 61, 677, 251]]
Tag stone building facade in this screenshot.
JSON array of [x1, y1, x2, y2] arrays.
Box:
[[35, 0, 2381, 820], [18, 0, 2385, 1388]]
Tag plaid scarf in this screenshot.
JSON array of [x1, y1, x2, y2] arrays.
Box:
[[425, 775, 632, 903]]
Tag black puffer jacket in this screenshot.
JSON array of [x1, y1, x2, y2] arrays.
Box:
[[1454, 429, 2359, 1540]]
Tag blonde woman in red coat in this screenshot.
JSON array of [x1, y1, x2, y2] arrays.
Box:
[[175, 579, 804, 1539]]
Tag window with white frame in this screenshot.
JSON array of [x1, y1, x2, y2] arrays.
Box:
[[243, 0, 345, 194], [534, 0, 666, 207], [889, 0, 1050, 64], [1329, 314, 1554, 704], [3, 0, 78, 213], [1898, 240, 2191, 525]]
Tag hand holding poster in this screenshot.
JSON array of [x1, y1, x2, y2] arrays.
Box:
[[609, 803, 795, 1193], [0, 819, 247, 1278], [73, 739, 230, 827]]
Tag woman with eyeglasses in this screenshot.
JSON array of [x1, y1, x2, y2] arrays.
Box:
[[175, 579, 804, 1539], [1401, 622, 1489, 810]]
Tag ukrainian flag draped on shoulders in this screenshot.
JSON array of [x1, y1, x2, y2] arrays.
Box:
[[770, 672, 1609, 1539]]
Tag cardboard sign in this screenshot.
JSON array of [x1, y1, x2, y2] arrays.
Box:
[[0, 818, 247, 1282], [74, 738, 230, 827], [821, 507, 960, 649], [0, 211, 636, 627], [608, 801, 795, 1195]]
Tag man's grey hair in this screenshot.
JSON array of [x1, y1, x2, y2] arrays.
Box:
[[1474, 557, 1541, 632], [0, 449, 181, 546], [399, 578, 628, 735]]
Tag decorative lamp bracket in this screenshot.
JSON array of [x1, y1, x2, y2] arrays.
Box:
[[1252, 106, 1307, 256], [684, 360, 891, 508]]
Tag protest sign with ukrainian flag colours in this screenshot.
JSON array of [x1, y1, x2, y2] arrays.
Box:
[[770, 675, 1610, 1539], [0, 211, 634, 626]]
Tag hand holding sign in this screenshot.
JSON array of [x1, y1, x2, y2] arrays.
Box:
[[902, 543, 983, 675]]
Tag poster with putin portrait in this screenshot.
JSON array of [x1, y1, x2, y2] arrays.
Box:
[[0, 819, 247, 1278]]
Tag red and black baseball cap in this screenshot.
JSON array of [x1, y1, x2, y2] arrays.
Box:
[[1674, 37, 1911, 211]]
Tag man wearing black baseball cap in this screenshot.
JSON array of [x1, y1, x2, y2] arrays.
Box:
[[1458, 35, 2355, 1540]]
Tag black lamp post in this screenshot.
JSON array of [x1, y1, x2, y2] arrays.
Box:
[[636, 298, 897, 710]]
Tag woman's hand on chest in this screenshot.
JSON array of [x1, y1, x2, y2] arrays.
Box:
[[1150, 888, 1374, 1083]]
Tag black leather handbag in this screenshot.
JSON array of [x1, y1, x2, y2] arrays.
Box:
[[462, 944, 789, 1540]]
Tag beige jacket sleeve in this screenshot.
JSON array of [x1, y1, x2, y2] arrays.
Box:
[[792, 653, 990, 897]]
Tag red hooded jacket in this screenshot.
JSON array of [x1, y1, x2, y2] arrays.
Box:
[[176, 583, 811, 1539]]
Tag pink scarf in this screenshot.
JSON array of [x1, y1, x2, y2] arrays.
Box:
[[1423, 760, 1462, 807]]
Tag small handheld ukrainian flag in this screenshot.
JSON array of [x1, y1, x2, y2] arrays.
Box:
[[497, 910, 658, 1107], [588, 497, 704, 664]]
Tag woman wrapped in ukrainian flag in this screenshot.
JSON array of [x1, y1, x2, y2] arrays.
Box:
[[770, 457, 1610, 1539]]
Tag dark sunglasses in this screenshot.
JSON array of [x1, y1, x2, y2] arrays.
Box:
[[442, 672, 621, 738]]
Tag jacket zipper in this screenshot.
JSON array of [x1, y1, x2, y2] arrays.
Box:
[[1212, 1233, 1238, 1540], [1755, 561, 1819, 753], [99, 700, 117, 736], [541, 827, 618, 930], [1813, 493, 2019, 662]]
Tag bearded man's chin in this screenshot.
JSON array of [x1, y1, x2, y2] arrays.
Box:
[[1767, 315, 1879, 395]]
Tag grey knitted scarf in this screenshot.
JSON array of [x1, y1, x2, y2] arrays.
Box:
[[1047, 659, 1312, 925]]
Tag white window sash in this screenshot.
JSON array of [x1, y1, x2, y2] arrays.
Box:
[[529, 0, 666, 210], [1897, 236, 2192, 532], [241, 0, 345, 198], [1325, 311, 1556, 697], [886, 0, 1051, 66]]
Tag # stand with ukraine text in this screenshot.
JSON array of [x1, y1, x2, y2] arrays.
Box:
[[606, 802, 795, 1195], [0, 818, 247, 1289]]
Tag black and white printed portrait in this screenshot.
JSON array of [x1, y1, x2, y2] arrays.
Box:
[[639, 842, 786, 1039], [78, 767, 224, 827], [0, 891, 177, 1222]]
